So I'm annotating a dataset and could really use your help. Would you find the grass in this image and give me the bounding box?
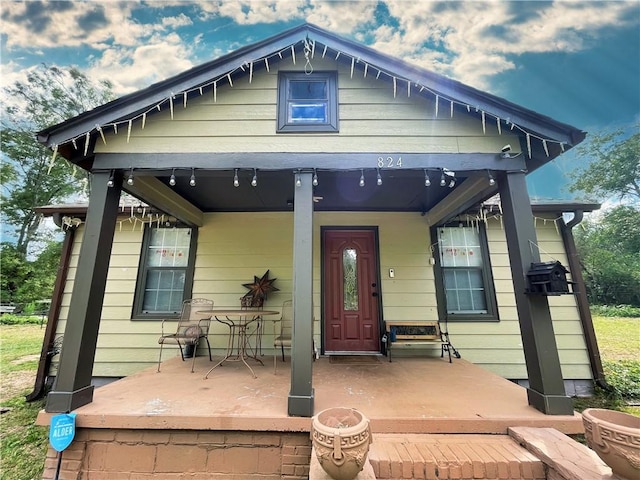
[0,314,637,478]
[0,325,48,480]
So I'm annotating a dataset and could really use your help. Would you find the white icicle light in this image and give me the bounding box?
[213,81,217,103]
[183,92,187,108]
[127,120,132,143]
[407,80,411,97]
[291,45,296,64]
[450,100,454,118]
[227,73,233,87]
[526,133,532,158]
[497,118,502,135]
[363,63,368,78]
[393,77,397,98]
[169,95,174,120]
[249,61,253,83]
[141,113,146,130]
[322,44,328,58]
[435,95,439,117]
[264,57,270,72]
[97,125,106,144]
[47,144,58,174]
[543,139,549,157]
[350,57,355,78]
[481,111,486,134]
[84,132,90,155]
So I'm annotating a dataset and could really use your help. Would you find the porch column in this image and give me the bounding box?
[497,171,573,415]
[288,171,314,417]
[46,171,122,412]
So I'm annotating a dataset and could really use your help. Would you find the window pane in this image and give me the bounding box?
[439,227,483,267]
[288,103,328,123]
[289,80,327,99]
[343,248,358,311]
[148,228,191,267]
[142,269,185,313]
[444,268,487,313]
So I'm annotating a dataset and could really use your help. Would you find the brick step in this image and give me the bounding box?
[367,434,546,479]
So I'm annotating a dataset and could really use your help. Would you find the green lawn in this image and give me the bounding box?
[0,315,638,479]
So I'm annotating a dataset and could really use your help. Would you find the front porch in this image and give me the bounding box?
[37,355,596,479]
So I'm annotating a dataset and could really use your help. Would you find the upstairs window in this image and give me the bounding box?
[277,71,338,132]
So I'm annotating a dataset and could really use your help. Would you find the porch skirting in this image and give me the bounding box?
[42,428,312,480]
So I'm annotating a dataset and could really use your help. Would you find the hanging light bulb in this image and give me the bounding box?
[189,168,196,187]
[295,169,302,188]
[424,169,431,187]
[233,169,239,187]
[251,168,257,187]
[169,168,176,186]
[488,171,496,186]
[107,170,115,188]
[127,167,134,186]
[440,170,446,187]
[376,169,382,186]
[312,169,318,186]
[359,169,365,187]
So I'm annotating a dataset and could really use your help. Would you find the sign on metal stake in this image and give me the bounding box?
[49,412,76,480]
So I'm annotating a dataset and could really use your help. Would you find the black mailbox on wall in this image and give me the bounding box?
[526,261,576,295]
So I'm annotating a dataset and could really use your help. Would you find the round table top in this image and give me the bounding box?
[196,309,280,316]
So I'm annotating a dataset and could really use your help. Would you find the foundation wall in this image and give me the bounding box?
[42,428,312,480]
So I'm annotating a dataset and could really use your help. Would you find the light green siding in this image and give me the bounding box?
[52,211,591,381]
[93,57,520,155]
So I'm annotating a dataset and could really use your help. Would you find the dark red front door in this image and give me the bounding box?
[323,229,380,353]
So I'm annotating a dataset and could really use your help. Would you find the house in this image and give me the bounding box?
[35,23,603,419]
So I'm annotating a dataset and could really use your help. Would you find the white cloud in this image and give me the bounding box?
[162,13,194,29]
[197,0,308,24]
[305,1,377,33]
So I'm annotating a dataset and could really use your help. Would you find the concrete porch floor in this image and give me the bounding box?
[39,354,583,435]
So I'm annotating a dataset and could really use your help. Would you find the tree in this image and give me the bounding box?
[569,125,640,204]
[568,125,640,306]
[1,64,114,257]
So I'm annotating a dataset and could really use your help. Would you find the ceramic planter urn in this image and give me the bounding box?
[582,408,640,480]
[311,407,372,480]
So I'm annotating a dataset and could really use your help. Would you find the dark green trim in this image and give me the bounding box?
[92,152,526,173]
[497,171,572,415]
[288,171,315,417]
[131,224,197,320]
[431,223,499,322]
[45,171,122,412]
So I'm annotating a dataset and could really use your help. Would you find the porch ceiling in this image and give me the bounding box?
[155,169,475,213]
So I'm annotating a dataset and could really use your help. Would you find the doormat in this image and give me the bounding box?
[330,355,381,365]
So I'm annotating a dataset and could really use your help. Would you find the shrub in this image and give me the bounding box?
[591,304,640,318]
[603,360,640,399]
[0,314,43,326]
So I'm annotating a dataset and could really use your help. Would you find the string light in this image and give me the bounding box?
[169,168,176,186]
[107,170,115,188]
[424,169,431,187]
[295,169,302,188]
[127,167,134,186]
[233,169,239,187]
[189,168,196,187]
[359,169,365,187]
[312,169,318,186]
[251,168,258,187]
[440,171,446,187]
[376,168,382,186]
[488,171,496,186]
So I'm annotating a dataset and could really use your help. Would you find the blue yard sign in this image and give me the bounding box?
[49,413,77,452]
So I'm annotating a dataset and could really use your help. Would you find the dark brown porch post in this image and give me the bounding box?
[288,170,314,417]
[45,171,122,412]
[498,171,573,415]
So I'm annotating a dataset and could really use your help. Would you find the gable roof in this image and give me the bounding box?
[38,23,585,163]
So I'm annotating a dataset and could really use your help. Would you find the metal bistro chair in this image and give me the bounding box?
[157,298,213,373]
[273,300,293,367]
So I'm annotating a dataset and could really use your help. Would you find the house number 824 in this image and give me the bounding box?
[378,156,403,168]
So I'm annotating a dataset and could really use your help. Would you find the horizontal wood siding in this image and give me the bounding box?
[94,59,518,156]
[52,212,590,381]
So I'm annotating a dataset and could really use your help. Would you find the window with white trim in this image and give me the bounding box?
[133,226,197,318]
[434,225,498,321]
[277,71,338,132]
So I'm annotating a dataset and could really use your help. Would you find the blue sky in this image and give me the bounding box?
[1,0,639,201]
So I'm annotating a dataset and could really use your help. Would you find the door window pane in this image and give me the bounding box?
[343,248,358,311]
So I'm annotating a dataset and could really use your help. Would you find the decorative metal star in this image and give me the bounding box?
[242,270,279,300]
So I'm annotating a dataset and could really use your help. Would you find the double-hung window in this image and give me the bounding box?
[433,225,498,321]
[132,226,197,319]
[277,71,338,132]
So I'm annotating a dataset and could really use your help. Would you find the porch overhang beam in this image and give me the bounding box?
[122,176,204,227]
[92,152,526,174]
[424,176,496,226]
